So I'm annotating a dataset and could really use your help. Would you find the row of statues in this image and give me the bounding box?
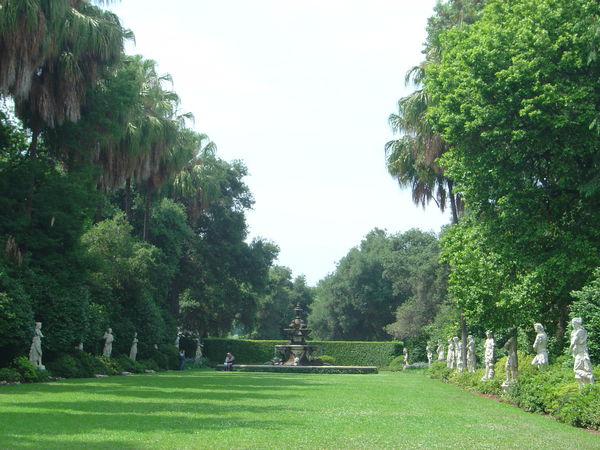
[421,318,594,389]
[28,324,204,369]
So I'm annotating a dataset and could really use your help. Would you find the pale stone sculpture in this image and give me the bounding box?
[531,323,548,369]
[437,340,445,361]
[455,337,464,373]
[175,328,182,349]
[502,328,518,389]
[77,341,84,351]
[466,335,476,372]
[426,344,433,366]
[403,347,409,369]
[570,317,594,388]
[28,322,45,370]
[103,328,114,358]
[129,332,138,361]
[446,338,455,368]
[194,339,203,362]
[481,330,495,381]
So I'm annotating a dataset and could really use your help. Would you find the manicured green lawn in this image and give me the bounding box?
[0,370,598,449]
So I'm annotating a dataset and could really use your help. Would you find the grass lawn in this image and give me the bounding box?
[0,370,598,449]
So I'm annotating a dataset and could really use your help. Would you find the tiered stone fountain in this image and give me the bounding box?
[275,304,319,365]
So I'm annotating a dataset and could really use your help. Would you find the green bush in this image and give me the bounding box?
[97,356,123,375]
[428,361,453,381]
[203,339,402,367]
[554,385,600,429]
[47,354,85,378]
[35,368,51,382]
[11,356,37,382]
[0,367,21,382]
[138,359,159,372]
[387,356,405,371]
[113,355,145,373]
[317,355,336,366]
[75,352,107,377]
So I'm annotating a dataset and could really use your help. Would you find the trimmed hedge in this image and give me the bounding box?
[203,339,403,367]
[231,365,378,374]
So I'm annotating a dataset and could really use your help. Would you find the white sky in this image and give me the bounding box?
[110,0,449,285]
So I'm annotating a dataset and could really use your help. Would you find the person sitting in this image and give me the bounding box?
[224,352,235,371]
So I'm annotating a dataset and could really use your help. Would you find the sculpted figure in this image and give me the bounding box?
[453,337,462,372]
[570,317,594,388]
[437,340,445,361]
[502,328,518,388]
[403,347,409,369]
[531,323,548,369]
[466,335,476,373]
[446,338,455,369]
[29,322,45,370]
[426,343,433,366]
[103,328,114,358]
[174,329,181,349]
[481,330,495,381]
[195,339,203,362]
[129,332,138,361]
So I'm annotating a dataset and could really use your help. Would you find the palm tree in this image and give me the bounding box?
[385,65,462,224]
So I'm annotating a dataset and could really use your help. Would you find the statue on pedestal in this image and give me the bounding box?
[29,322,45,370]
[195,338,203,362]
[454,337,463,372]
[502,328,518,389]
[481,330,495,381]
[174,328,181,350]
[129,332,138,361]
[466,335,476,372]
[426,343,433,366]
[437,340,445,361]
[446,338,455,369]
[531,323,548,369]
[103,328,114,358]
[403,347,409,369]
[570,317,594,388]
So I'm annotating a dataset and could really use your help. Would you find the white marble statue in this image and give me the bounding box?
[531,323,548,369]
[194,339,203,362]
[426,343,433,366]
[437,340,445,361]
[446,338,455,369]
[103,328,114,358]
[28,322,45,370]
[502,328,518,389]
[481,330,495,381]
[453,337,463,372]
[466,335,476,372]
[77,341,84,351]
[570,317,594,388]
[403,347,409,369]
[175,328,182,349]
[129,332,138,361]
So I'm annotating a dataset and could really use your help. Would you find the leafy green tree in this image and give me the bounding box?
[427,0,600,338]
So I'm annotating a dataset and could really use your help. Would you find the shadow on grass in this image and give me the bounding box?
[0,371,322,448]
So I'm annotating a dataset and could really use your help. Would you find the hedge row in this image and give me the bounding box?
[231,365,378,374]
[428,354,600,430]
[203,339,403,367]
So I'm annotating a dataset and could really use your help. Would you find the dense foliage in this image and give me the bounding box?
[308,229,448,346]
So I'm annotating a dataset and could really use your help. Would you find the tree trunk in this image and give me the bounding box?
[448,179,459,225]
[124,177,131,221]
[24,127,40,220]
[142,188,151,241]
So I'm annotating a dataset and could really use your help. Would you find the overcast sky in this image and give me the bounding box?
[110,0,449,285]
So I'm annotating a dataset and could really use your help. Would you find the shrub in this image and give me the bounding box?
[11,356,37,382]
[75,352,107,377]
[387,356,405,372]
[0,367,21,382]
[317,355,336,366]
[554,385,600,429]
[428,361,453,381]
[47,354,85,378]
[35,368,51,382]
[138,359,159,372]
[113,355,145,373]
[97,356,123,375]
